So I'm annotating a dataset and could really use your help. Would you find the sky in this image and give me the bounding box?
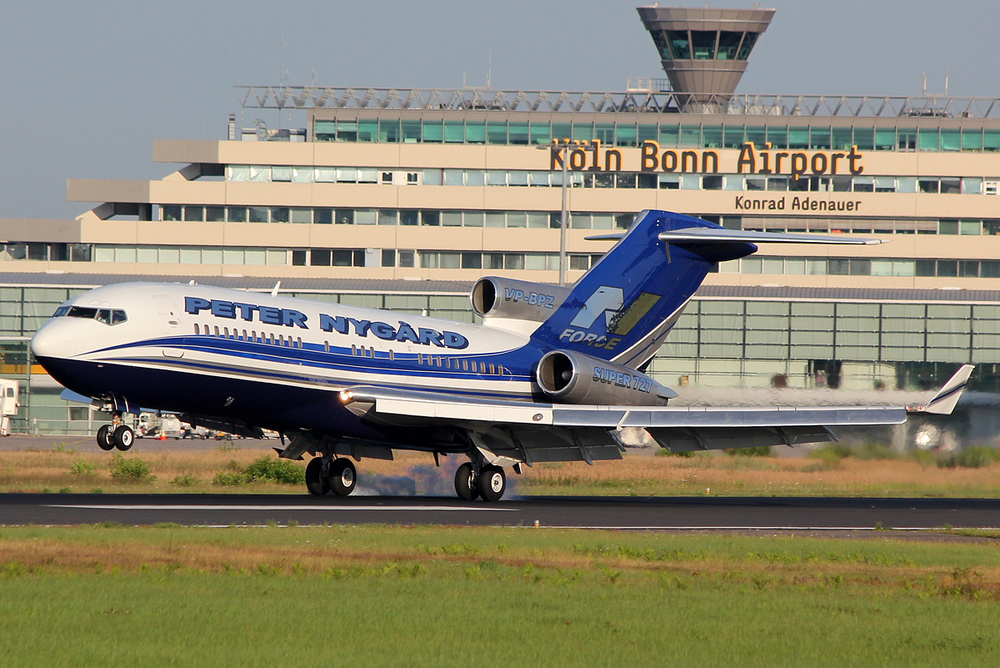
[1,0,997,220]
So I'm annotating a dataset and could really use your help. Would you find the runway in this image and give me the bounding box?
[1,493,998,530]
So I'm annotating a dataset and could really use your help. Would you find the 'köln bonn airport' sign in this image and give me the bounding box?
[550,140,868,213]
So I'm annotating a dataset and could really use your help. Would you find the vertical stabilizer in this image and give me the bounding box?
[530,210,756,369]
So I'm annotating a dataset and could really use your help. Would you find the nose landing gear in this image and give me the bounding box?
[95,414,134,451]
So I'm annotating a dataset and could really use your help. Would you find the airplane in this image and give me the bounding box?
[29,209,974,501]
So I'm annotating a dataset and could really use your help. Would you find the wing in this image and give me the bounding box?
[340,365,972,466]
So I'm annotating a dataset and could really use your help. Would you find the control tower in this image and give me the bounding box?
[636,6,774,111]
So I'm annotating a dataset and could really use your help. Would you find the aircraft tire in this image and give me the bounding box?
[329,459,357,496]
[454,462,480,501]
[113,425,134,451]
[305,457,329,496]
[478,465,506,502]
[96,425,115,451]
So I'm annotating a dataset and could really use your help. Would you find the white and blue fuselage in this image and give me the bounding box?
[31,282,538,444]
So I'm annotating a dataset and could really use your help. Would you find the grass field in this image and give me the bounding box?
[1,525,999,666]
[2,439,1000,498]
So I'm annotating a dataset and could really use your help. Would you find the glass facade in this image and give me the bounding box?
[314,118,1000,153]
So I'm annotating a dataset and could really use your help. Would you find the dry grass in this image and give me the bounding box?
[2,442,1000,497]
[519,452,1000,497]
[0,445,298,493]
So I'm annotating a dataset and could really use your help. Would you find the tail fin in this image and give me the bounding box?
[529,210,756,369]
[530,209,881,369]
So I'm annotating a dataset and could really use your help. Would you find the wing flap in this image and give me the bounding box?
[648,425,836,453]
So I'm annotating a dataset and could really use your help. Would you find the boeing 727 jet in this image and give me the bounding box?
[30,210,973,501]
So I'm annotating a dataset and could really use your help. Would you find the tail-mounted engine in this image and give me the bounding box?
[471,277,571,323]
[536,350,674,406]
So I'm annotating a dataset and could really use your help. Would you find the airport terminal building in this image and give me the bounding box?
[3,5,1000,436]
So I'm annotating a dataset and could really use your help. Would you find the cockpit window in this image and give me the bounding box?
[63,306,128,326]
[67,306,99,319]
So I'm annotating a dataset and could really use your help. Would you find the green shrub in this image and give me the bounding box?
[171,473,198,487]
[212,471,247,486]
[937,446,1000,469]
[726,446,773,457]
[109,454,154,483]
[853,443,898,460]
[655,449,693,458]
[810,443,853,466]
[69,460,96,476]
[242,457,305,485]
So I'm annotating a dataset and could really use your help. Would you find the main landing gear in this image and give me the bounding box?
[305,456,357,497]
[454,462,507,502]
[96,414,134,451]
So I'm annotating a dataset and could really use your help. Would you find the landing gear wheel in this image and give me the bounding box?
[478,465,506,502]
[305,457,329,496]
[329,459,357,497]
[112,425,134,451]
[96,425,114,451]
[454,462,480,501]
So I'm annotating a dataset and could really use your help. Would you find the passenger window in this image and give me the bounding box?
[324,341,330,353]
[194,324,200,335]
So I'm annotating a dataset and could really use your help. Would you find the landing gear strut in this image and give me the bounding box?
[305,455,357,497]
[96,414,133,451]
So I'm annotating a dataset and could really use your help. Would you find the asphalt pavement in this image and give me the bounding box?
[1,493,997,530]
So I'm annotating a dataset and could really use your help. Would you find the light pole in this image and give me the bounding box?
[539,138,579,287]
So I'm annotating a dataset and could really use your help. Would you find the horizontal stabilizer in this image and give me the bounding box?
[585,228,883,245]
[908,364,974,415]
[658,227,884,246]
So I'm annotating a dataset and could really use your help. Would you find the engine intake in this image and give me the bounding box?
[536,350,673,406]
[471,277,571,322]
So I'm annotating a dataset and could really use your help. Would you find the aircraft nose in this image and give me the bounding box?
[30,320,75,360]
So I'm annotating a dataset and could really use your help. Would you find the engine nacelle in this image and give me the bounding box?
[471,277,571,323]
[535,350,674,406]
